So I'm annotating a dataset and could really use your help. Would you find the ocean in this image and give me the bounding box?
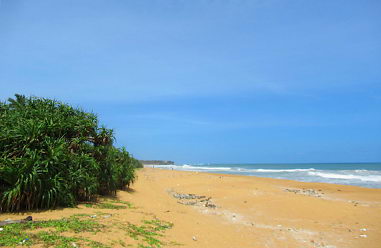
[150,163,381,188]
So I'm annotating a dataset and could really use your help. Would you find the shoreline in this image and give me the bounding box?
[1,168,381,247]
[145,164,381,190]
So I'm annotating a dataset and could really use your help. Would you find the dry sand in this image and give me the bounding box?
[1,168,381,248]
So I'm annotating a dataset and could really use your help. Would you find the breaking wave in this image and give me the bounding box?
[308,171,381,182]
[149,163,381,188]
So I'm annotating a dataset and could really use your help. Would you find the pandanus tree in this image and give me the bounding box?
[0,95,142,212]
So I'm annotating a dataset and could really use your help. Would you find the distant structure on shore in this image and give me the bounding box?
[139,160,175,165]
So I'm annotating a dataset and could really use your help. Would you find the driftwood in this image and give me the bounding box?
[0,216,33,226]
[169,191,217,209]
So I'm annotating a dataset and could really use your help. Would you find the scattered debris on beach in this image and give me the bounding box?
[0,216,33,226]
[168,190,217,208]
[284,188,324,198]
[350,200,359,207]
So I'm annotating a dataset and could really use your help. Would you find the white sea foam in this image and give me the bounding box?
[151,163,381,188]
[159,165,315,173]
[182,165,232,170]
[308,172,381,182]
[252,168,316,173]
[180,166,316,173]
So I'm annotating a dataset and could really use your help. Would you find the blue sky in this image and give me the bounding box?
[0,0,380,163]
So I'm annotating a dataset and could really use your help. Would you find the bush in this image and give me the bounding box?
[0,94,142,212]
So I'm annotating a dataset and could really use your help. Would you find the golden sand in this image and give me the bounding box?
[1,168,381,248]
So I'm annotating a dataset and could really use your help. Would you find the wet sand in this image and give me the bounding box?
[1,168,381,248]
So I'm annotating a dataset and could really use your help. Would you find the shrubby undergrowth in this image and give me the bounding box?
[0,94,142,212]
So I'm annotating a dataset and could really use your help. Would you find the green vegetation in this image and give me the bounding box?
[0,215,176,248]
[0,94,142,212]
[84,199,134,209]
[0,215,107,247]
[123,219,174,248]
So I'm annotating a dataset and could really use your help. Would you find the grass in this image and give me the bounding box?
[122,219,174,248]
[0,215,107,247]
[111,200,135,208]
[0,214,177,248]
[84,199,134,210]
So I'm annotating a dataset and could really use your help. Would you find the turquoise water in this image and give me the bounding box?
[152,163,381,188]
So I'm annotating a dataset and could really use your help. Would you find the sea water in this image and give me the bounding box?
[151,163,381,188]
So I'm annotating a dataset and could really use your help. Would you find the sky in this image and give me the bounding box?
[0,0,380,164]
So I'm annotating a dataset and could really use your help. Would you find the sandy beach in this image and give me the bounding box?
[1,168,381,248]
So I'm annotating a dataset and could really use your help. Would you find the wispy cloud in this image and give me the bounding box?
[123,112,354,130]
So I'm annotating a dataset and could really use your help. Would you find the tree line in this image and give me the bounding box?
[0,95,142,212]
